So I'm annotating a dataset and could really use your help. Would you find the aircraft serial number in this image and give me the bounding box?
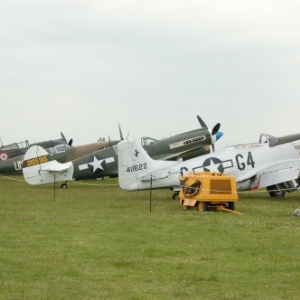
[25,156,48,167]
[126,163,147,173]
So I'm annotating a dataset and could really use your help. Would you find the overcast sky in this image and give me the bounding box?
[1,0,300,149]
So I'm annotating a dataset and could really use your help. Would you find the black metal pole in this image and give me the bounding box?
[53,174,56,201]
[150,175,152,212]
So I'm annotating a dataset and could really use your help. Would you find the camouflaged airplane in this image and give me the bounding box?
[0,132,70,162]
[21,116,223,189]
[0,138,119,177]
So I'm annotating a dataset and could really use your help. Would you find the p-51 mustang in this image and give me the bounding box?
[21,116,223,187]
[117,132,300,198]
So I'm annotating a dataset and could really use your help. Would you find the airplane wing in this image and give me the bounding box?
[258,167,300,189]
[237,157,300,190]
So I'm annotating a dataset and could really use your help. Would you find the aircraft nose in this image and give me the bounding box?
[215,131,223,141]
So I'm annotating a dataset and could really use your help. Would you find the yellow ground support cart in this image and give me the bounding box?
[179,172,239,213]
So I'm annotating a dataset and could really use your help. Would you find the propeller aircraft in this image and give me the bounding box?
[117,132,300,198]
[21,116,223,188]
[0,133,71,162]
[0,139,119,177]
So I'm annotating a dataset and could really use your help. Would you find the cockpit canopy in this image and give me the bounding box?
[0,140,29,151]
[141,137,158,148]
[225,133,278,148]
[46,144,72,155]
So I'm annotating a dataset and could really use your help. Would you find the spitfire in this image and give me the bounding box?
[117,132,300,198]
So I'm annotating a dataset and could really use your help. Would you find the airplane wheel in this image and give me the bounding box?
[198,202,209,212]
[172,192,179,200]
[267,185,285,198]
[61,183,67,189]
[269,190,285,198]
[227,202,235,210]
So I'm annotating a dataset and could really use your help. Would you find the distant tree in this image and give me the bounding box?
[98,137,105,142]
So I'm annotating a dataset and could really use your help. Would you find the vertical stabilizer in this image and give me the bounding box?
[118,140,175,190]
[22,145,73,185]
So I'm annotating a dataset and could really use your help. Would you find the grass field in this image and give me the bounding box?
[1,175,300,300]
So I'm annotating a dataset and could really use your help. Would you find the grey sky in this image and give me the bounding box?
[1,1,300,149]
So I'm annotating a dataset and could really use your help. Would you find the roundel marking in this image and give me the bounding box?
[0,152,9,161]
[87,154,107,174]
[202,157,224,173]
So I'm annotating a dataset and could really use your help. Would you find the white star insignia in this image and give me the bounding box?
[88,156,105,173]
[206,159,222,172]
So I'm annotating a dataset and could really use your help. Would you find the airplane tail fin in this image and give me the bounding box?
[118,140,175,190]
[22,145,74,185]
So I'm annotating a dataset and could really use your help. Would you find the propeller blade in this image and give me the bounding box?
[212,144,215,152]
[212,123,221,136]
[118,123,124,140]
[108,135,112,147]
[60,132,67,144]
[68,139,73,146]
[197,115,208,129]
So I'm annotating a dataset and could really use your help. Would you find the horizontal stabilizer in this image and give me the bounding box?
[42,161,72,172]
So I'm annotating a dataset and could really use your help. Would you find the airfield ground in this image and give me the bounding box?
[0,175,300,299]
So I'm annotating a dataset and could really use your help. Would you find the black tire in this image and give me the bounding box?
[269,190,286,198]
[227,202,235,210]
[61,183,67,189]
[172,192,179,200]
[267,185,285,198]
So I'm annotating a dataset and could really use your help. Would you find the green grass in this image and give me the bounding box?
[1,175,300,300]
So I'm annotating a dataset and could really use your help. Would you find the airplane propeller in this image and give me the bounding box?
[212,123,221,136]
[118,123,130,140]
[197,115,208,129]
[118,123,124,140]
[60,132,73,146]
[197,115,221,152]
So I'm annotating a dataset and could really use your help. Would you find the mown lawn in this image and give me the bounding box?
[0,176,300,299]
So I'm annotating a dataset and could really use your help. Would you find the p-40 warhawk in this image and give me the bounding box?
[117,132,300,198]
[21,116,223,187]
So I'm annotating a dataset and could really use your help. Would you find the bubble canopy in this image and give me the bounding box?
[224,133,278,148]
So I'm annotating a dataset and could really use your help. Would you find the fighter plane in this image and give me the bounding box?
[0,139,119,177]
[21,116,223,188]
[0,133,71,161]
[117,132,300,198]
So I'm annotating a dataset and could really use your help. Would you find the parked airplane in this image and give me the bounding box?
[21,116,223,188]
[0,133,71,161]
[0,139,119,177]
[117,132,300,198]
